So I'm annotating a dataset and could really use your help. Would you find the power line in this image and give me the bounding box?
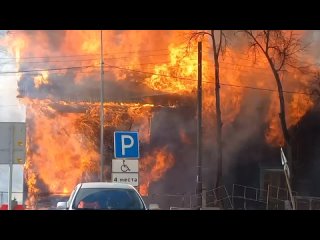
[0,105,24,107]
[0,53,179,69]
[0,48,183,60]
[0,58,100,65]
[0,65,97,74]
[219,83,312,96]
[104,64,313,96]
[0,58,272,76]
[0,61,313,96]
[0,52,172,64]
[104,64,213,83]
[0,50,279,73]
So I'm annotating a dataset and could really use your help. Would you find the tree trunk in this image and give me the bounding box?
[267,57,291,145]
[266,56,294,184]
[211,31,223,189]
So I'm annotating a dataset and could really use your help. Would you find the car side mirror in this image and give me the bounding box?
[148,203,160,210]
[57,201,68,209]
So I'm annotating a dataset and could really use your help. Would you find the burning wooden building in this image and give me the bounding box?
[4,30,320,209]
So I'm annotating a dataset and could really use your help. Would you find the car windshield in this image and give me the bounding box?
[73,188,145,210]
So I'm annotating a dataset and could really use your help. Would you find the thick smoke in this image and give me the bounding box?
[147,105,198,201]
[18,70,162,102]
[290,104,320,196]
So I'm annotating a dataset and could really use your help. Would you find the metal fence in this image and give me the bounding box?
[6,183,319,210]
[294,196,320,210]
[231,184,301,210]
[231,184,268,210]
[204,186,233,209]
[266,185,298,210]
[144,186,233,210]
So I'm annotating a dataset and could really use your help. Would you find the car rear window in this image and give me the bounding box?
[73,188,145,210]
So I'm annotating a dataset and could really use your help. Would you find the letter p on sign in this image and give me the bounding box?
[114,131,139,158]
[121,135,134,155]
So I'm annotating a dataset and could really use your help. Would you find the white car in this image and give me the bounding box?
[56,182,147,210]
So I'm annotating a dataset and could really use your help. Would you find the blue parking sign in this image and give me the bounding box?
[114,131,139,158]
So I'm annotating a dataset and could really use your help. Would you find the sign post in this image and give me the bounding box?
[113,131,139,187]
[281,147,295,210]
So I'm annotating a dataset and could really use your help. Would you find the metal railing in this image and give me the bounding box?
[205,186,233,209]
[13,183,320,210]
[266,185,298,210]
[231,184,268,210]
[0,191,24,206]
[231,184,300,210]
[146,184,320,210]
[294,196,320,210]
[145,186,233,210]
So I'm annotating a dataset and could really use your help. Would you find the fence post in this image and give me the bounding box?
[266,185,270,210]
[232,185,235,209]
[244,186,247,210]
[225,186,233,209]
[182,194,185,208]
[309,199,312,210]
[276,186,280,210]
[202,187,206,208]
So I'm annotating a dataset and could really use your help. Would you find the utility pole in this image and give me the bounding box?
[100,30,104,182]
[212,30,223,189]
[196,41,203,208]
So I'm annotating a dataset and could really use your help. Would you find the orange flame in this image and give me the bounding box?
[34,71,49,88]
[11,38,25,63]
[288,93,313,127]
[139,147,175,196]
[21,97,155,200]
[23,98,100,195]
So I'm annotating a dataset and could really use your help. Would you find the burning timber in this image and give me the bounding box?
[19,84,196,208]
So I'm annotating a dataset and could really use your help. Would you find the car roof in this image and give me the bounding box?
[79,182,137,190]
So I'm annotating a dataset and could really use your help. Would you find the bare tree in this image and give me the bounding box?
[243,30,308,181]
[189,30,227,190]
[310,71,320,103]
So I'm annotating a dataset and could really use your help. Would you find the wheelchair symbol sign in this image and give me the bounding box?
[112,159,138,173]
[121,160,131,172]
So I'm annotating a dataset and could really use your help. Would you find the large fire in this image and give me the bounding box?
[139,147,175,196]
[21,97,154,202]
[2,30,317,207]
